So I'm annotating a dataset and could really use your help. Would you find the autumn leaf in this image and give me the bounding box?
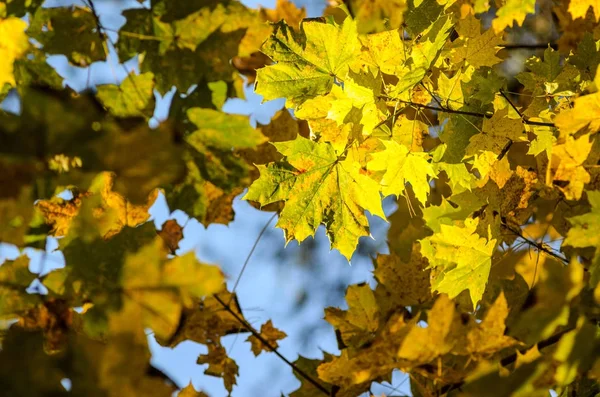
[325,283,380,348]
[555,66,600,135]
[451,25,504,68]
[256,18,360,106]
[157,219,184,254]
[0,256,37,318]
[246,320,287,356]
[198,344,239,393]
[564,191,600,285]
[96,72,156,118]
[244,136,385,260]
[491,0,536,33]
[465,109,526,156]
[0,17,29,89]
[420,218,497,307]
[367,140,436,206]
[568,0,600,21]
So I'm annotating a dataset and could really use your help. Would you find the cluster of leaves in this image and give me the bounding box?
[1,0,600,396]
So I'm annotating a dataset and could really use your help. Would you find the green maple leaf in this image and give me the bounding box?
[28,6,107,67]
[96,73,156,119]
[0,256,37,318]
[256,18,360,106]
[186,108,267,150]
[528,127,556,159]
[420,218,496,307]
[564,190,600,286]
[389,15,454,97]
[569,34,600,79]
[117,2,266,94]
[367,140,436,206]
[244,136,385,260]
[3,0,44,17]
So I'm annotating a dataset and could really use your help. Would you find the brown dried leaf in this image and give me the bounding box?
[158,219,184,254]
[246,319,287,356]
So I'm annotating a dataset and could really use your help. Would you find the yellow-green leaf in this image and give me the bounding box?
[244,136,385,260]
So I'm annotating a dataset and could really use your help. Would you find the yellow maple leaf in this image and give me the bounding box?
[491,0,536,33]
[568,0,600,21]
[555,66,600,136]
[35,172,157,239]
[0,17,29,88]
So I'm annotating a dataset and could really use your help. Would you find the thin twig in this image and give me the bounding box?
[499,89,524,118]
[500,222,568,265]
[378,96,556,127]
[213,295,331,396]
[227,213,277,306]
[502,43,558,50]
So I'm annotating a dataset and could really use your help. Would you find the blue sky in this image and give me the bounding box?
[0,1,412,395]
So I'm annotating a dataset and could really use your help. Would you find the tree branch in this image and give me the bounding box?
[500,222,569,265]
[502,43,558,50]
[377,96,556,128]
[213,295,332,396]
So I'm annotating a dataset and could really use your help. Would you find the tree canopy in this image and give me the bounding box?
[1,0,600,395]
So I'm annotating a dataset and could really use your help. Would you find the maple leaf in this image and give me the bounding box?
[568,0,600,21]
[509,259,584,344]
[27,6,106,66]
[244,136,385,260]
[555,68,600,135]
[121,238,224,340]
[338,0,407,33]
[552,134,593,200]
[166,290,246,348]
[246,320,287,356]
[465,109,526,156]
[374,249,432,314]
[389,16,454,96]
[289,354,334,397]
[491,0,536,33]
[0,256,37,318]
[367,140,436,206]
[35,172,157,240]
[325,283,380,348]
[0,17,29,90]
[256,18,360,106]
[186,108,267,151]
[157,219,184,254]
[564,191,600,285]
[451,25,504,69]
[259,0,306,30]
[178,383,209,397]
[420,218,497,307]
[165,151,244,227]
[198,344,239,393]
[96,72,156,119]
[527,127,556,159]
[117,2,268,94]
